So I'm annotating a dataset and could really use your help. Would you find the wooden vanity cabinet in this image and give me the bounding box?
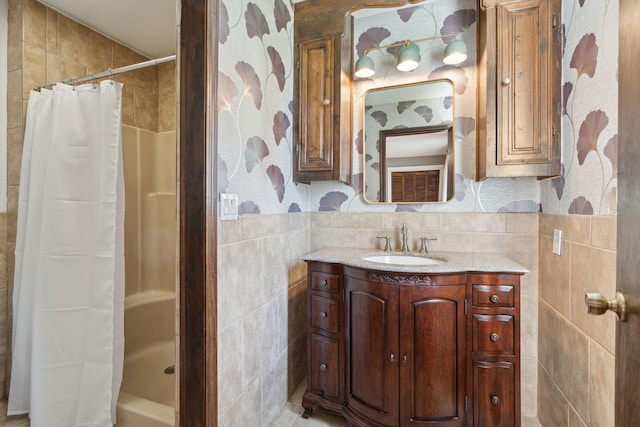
[477,0,562,179]
[302,262,522,426]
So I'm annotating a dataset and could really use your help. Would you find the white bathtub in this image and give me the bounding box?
[116,291,176,427]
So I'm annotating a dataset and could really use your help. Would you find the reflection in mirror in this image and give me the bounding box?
[363,79,455,204]
[380,125,453,203]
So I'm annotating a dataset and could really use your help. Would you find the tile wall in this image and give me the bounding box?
[4,0,176,399]
[538,214,616,426]
[215,210,543,425]
[217,213,310,426]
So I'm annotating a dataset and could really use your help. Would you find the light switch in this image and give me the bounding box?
[553,229,562,255]
[220,193,239,221]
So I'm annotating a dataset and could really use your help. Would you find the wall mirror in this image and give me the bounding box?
[363,79,455,204]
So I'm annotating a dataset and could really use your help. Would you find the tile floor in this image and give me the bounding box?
[270,379,542,427]
[0,400,29,427]
[1,384,543,427]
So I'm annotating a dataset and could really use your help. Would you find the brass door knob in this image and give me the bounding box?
[585,292,627,322]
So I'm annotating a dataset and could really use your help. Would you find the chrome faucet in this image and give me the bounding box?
[400,223,409,253]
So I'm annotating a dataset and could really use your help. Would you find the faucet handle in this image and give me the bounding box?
[418,236,438,253]
[377,236,392,252]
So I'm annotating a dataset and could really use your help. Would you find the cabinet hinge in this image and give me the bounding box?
[297,61,300,71]
[465,395,468,413]
[296,139,301,153]
[552,14,561,40]
[464,299,468,316]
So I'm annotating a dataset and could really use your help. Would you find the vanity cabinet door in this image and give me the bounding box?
[345,274,399,426]
[399,284,467,427]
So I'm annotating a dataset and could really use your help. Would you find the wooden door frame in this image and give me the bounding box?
[179,0,218,426]
[617,0,640,425]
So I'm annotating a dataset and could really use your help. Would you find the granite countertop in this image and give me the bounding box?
[303,247,528,274]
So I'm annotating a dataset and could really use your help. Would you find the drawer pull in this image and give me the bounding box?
[490,295,499,303]
[320,364,327,372]
[491,396,500,405]
[490,333,500,342]
[319,311,327,318]
[320,279,328,287]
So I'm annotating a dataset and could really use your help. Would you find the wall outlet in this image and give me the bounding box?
[220,193,239,221]
[553,229,562,255]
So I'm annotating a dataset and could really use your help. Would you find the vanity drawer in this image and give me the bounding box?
[473,314,515,355]
[310,295,339,333]
[310,271,341,293]
[472,284,515,308]
[473,360,515,427]
[309,333,341,400]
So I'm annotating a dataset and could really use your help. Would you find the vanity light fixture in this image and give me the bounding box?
[354,33,467,78]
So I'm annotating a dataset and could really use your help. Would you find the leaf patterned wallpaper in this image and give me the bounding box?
[218,0,309,215]
[217,0,618,216]
[540,0,618,215]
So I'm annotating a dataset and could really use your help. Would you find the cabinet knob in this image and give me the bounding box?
[320,364,327,371]
[320,279,328,287]
[490,333,500,342]
[502,77,511,85]
[319,311,327,318]
[491,396,500,405]
[490,295,499,303]
[323,99,331,106]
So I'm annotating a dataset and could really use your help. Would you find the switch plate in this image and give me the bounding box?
[220,193,239,221]
[553,229,562,255]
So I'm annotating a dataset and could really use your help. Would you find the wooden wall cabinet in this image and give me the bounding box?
[293,3,353,184]
[477,0,562,179]
[292,0,428,184]
[302,261,522,427]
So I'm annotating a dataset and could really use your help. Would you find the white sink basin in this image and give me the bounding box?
[362,254,445,266]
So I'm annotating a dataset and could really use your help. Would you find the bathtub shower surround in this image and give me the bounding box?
[9,82,125,427]
[118,125,177,427]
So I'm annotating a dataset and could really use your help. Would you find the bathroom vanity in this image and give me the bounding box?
[301,248,526,427]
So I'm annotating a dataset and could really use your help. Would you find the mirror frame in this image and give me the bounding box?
[362,79,456,205]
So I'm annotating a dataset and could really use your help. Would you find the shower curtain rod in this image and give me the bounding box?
[36,54,177,90]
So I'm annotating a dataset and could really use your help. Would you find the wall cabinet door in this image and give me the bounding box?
[399,285,467,427]
[296,38,335,179]
[477,0,562,179]
[345,275,399,426]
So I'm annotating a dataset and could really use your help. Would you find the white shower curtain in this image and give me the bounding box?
[8,81,125,427]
